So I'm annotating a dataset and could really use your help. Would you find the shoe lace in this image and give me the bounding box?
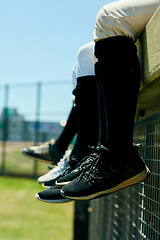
[56,158,69,172]
[49,150,71,175]
[69,146,99,173]
[77,146,115,184]
[75,154,97,172]
[78,154,103,183]
[61,150,93,177]
[76,146,105,183]
[77,144,142,184]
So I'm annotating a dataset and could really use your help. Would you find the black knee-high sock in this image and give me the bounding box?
[95,37,141,152]
[71,76,99,161]
[95,62,107,146]
[54,105,77,153]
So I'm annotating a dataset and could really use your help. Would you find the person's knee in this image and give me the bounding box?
[72,76,97,97]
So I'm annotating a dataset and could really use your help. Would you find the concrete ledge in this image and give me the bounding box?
[136,6,160,120]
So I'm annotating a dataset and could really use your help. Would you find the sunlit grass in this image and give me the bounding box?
[0,141,50,176]
[0,176,74,240]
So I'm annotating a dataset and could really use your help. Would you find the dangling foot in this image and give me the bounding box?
[22,139,63,164]
[61,145,150,200]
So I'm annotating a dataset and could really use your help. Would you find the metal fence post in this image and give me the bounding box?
[74,200,90,240]
[1,85,9,173]
[33,82,41,176]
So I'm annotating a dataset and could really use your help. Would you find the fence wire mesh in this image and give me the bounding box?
[89,113,160,240]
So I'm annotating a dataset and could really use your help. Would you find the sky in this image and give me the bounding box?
[0,0,113,122]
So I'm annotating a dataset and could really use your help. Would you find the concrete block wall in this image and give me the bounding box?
[136,6,160,119]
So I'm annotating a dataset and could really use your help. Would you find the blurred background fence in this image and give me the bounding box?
[0,80,73,178]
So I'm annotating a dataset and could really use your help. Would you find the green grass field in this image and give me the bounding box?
[0,141,51,176]
[0,176,74,240]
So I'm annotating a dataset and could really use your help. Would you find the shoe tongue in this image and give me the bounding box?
[68,157,79,169]
[89,145,110,165]
[98,145,110,156]
[88,146,97,154]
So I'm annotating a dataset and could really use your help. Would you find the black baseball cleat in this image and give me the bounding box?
[41,155,79,188]
[61,145,150,201]
[36,185,72,204]
[56,146,98,187]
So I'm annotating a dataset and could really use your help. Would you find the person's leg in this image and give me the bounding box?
[53,104,77,153]
[22,105,77,164]
[61,37,150,200]
[40,76,100,188]
[95,62,107,146]
[70,76,99,163]
[95,37,141,152]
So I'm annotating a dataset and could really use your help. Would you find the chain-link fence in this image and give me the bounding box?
[0,80,73,177]
[88,113,160,240]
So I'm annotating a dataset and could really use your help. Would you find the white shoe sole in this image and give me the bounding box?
[41,183,50,189]
[56,181,71,187]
